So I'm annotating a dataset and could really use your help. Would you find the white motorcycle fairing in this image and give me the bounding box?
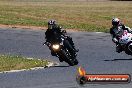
[118,30,132,54]
[119,30,132,45]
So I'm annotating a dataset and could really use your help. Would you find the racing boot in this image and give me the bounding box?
[116,44,122,53]
[73,47,79,52]
[72,45,79,52]
[67,36,79,52]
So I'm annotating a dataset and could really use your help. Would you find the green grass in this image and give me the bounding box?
[0,0,132,32]
[0,55,49,72]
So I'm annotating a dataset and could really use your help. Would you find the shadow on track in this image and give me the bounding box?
[51,65,70,68]
[103,58,132,61]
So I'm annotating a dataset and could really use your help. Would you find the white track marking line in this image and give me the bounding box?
[0,62,59,74]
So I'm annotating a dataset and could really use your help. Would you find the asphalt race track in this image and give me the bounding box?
[0,28,132,88]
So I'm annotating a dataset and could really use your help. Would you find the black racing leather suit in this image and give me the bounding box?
[45,25,62,43]
[45,25,76,55]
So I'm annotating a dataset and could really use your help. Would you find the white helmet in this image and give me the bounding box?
[112,18,120,26]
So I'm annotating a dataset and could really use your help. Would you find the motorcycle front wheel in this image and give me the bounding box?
[58,50,76,66]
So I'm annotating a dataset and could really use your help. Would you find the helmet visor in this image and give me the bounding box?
[112,22,119,26]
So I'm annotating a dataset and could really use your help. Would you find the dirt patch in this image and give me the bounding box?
[0,24,47,30]
[0,24,79,32]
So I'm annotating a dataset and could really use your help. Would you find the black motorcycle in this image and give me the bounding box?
[44,35,78,66]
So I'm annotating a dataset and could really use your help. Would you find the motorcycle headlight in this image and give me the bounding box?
[52,44,60,50]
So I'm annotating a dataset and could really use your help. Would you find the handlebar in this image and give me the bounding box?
[43,42,51,46]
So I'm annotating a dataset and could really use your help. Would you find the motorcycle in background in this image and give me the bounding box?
[118,30,132,55]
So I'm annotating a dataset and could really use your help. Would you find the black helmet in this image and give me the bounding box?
[112,18,120,26]
[48,20,56,29]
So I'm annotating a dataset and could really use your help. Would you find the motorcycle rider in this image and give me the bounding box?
[45,20,78,56]
[110,18,132,53]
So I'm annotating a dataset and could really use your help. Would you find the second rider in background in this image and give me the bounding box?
[110,18,132,53]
